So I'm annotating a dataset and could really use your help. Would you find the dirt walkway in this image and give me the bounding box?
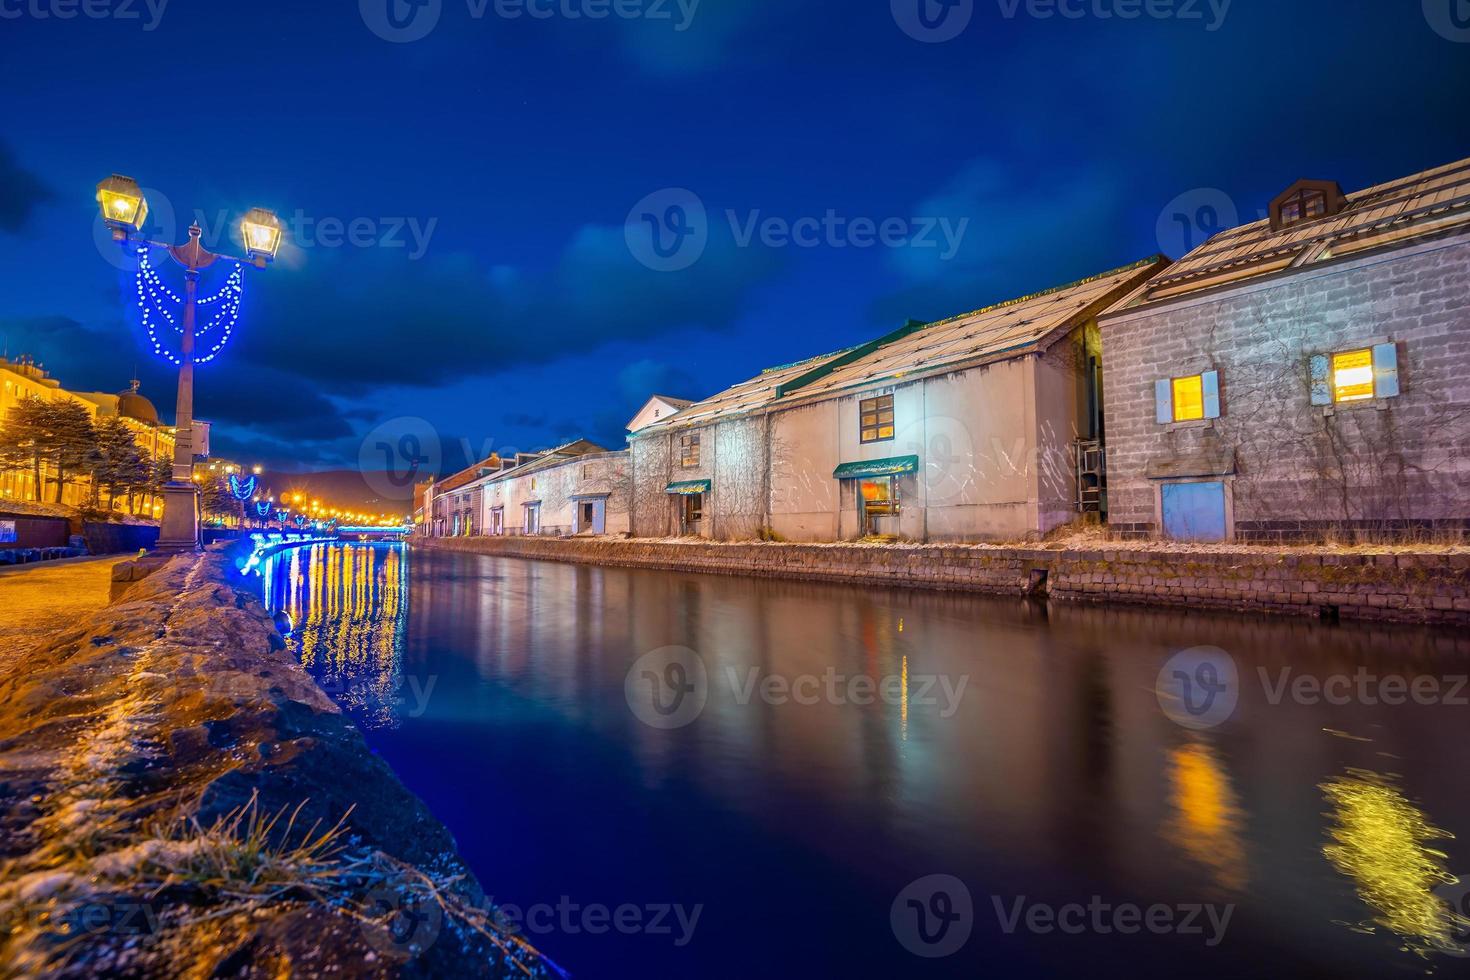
[0,556,128,671]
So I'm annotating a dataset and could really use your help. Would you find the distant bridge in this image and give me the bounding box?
[337,526,413,539]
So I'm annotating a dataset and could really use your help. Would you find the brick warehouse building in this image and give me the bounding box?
[630,258,1167,542]
[1100,157,1470,542]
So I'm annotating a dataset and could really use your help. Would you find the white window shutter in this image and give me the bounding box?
[1155,380,1173,424]
[1373,343,1400,398]
[1201,370,1221,419]
[1309,355,1332,406]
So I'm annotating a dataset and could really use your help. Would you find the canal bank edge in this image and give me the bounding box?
[0,550,556,978]
[417,536,1470,627]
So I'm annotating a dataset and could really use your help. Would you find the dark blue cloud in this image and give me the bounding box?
[0,142,54,234]
[1,0,1466,473]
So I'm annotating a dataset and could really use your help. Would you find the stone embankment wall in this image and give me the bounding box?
[419,536,1470,627]
[0,549,553,978]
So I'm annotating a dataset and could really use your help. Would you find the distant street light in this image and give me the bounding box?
[98,174,284,552]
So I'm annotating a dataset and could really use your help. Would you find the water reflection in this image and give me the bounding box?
[1321,768,1460,955]
[262,542,411,729]
[1164,740,1248,896]
[263,545,1470,978]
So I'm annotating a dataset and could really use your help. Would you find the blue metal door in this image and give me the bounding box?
[1161,481,1227,542]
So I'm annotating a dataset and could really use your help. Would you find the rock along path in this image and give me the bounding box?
[0,556,128,671]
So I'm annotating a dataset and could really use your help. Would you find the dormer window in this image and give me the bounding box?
[1269,178,1346,231]
[1278,188,1327,225]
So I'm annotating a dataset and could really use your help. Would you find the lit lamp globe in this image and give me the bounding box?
[96,174,148,238]
[240,208,283,267]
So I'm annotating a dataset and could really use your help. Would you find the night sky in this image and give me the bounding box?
[1,0,1467,477]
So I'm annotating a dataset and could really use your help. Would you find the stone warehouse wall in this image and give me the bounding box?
[1100,231,1470,540]
[419,536,1470,627]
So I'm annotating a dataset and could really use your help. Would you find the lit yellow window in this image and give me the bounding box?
[1172,375,1205,422]
[1332,348,1374,402]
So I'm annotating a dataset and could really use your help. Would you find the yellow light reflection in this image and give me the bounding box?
[1321,769,1460,954]
[1163,741,1248,895]
[263,543,412,729]
[900,654,909,741]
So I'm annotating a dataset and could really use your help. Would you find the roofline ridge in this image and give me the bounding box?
[1162,154,1470,269]
[919,255,1168,331]
[760,345,861,376]
[1154,193,1470,287]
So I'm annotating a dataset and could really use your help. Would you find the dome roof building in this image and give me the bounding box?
[116,379,160,426]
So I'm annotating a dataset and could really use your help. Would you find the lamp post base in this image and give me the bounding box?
[156,481,202,553]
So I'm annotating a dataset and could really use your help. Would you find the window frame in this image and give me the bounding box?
[1277,188,1328,227]
[1330,347,1376,403]
[859,393,896,444]
[679,432,701,468]
[1171,374,1206,422]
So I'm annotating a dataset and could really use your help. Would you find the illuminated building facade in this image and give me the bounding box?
[1,357,219,516]
[477,441,629,537]
[76,380,178,461]
[1101,157,1470,542]
[628,259,1167,542]
[0,355,100,506]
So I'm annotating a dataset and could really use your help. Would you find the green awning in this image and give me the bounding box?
[832,455,920,480]
[666,479,711,495]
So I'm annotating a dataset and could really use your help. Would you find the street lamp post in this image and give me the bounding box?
[97,175,282,552]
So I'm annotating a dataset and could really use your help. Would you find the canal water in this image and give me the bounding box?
[260,542,1470,979]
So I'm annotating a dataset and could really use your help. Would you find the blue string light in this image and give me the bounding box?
[136,247,246,365]
[228,473,257,501]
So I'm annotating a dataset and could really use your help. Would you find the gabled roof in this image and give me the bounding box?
[1134,156,1470,305]
[627,394,695,432]
[635,256,1167,435]
[470,439,616,489]
[635,348,857,433]
[779,257,1166,402]
[433,456,506,495]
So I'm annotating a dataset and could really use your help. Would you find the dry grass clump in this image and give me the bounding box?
[0,792,558,978]
[125,792,358,905]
